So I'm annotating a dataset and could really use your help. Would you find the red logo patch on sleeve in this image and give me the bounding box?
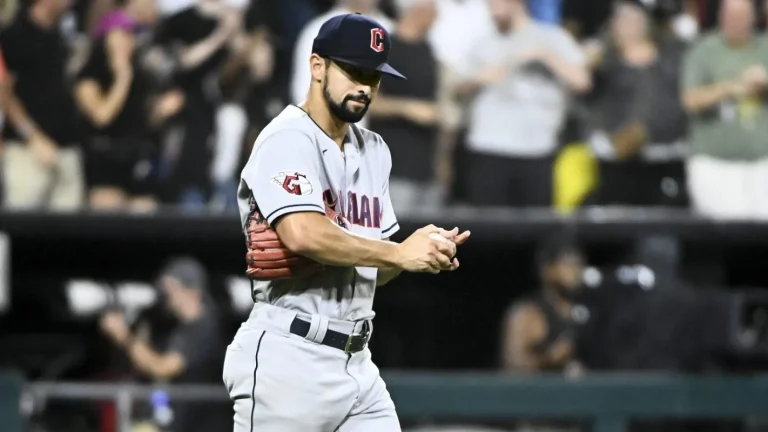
[271,172,314,196]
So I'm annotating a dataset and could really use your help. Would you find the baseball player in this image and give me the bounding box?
[223,13,470,432]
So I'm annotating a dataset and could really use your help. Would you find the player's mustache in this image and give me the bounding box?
[344,94,371,104]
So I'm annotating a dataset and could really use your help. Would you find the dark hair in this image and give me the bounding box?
[535,229,582,269]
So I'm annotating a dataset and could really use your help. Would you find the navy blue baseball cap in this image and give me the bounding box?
[312,13,406,80]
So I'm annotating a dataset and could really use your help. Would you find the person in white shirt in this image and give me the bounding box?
[454,0,591,207]
[290,0,393,109]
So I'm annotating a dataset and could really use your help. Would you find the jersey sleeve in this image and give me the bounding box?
[241,130,326,225]
[379,143,399,239]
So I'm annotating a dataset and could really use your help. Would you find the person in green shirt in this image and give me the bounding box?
[682,0,768,219]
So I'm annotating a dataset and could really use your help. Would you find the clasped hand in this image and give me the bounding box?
[398,225,471,274]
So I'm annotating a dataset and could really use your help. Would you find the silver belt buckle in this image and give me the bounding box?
[343,320,371,353]
[344,332,365,354]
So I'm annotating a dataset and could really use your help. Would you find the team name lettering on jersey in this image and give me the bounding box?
[324,189,382,229]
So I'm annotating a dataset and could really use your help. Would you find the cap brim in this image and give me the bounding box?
[376,63,407,80]
[328,56,407,80]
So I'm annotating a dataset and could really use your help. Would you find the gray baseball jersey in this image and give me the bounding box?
[237,105,399,322]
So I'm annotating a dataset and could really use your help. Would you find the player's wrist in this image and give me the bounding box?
[377,240,404,269]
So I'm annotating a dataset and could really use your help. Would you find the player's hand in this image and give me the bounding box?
[432,226,471,270]
[437,226,471,246]
[396,225,459,274]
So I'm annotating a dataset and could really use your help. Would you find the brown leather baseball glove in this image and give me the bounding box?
[245,202,348,280]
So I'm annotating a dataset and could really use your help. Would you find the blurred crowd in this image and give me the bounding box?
[1,0,768,219]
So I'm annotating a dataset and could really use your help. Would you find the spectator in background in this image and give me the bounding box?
[584,0,689,207]
[211,0,277,213]
[153,0,240,209]
[290,0,393,129]
[100,256,223,432]
[367,0,448,212]
[85,0,116,35]
[0,0,85,211]
[455,0,591,208]
[501,232,586,375]
[0,47,8,204]
[426,0,493,204]
[74,0,183,211]
[0,49,7,150]
[682,0,768,219]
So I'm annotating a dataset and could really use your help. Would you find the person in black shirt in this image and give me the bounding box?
[100,256,224,432]
[211,0,280,213]
[75,0,185,211]
[501,232,586,375]
[584,0,689,207]
[0,0,85,210]
[368,0,448,212]
[153,1,239,209]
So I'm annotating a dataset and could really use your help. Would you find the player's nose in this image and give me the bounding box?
[355,83,373,95]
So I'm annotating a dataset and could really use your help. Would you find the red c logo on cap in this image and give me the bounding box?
[370,28,385,52]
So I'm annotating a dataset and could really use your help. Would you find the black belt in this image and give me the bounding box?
[289,318,370,354]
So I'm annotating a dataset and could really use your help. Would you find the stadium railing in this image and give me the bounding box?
[3,372,768,432]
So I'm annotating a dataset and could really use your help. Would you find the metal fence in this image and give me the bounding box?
[7,373,768,432]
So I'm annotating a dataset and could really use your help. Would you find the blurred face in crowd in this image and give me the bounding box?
[129,0,159,25]
[406,0,438,32]
[610,2,650,45]
[720,0,755,44]
[38,0,73,18]
[487,0,525,32]
[160,275,199,319]
[341,0,379,13]
[543,250,584,297]
[318,57,381,123]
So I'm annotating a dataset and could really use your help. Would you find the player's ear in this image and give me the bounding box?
[309,54,326,83]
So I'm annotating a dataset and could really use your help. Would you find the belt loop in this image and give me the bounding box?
[304,314,321,343]
[366,319,373,338]
[314,315,329,344]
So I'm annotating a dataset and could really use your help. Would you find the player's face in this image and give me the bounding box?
[323,60,381,123]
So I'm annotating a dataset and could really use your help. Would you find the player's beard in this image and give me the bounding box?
[323,80,370,123]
